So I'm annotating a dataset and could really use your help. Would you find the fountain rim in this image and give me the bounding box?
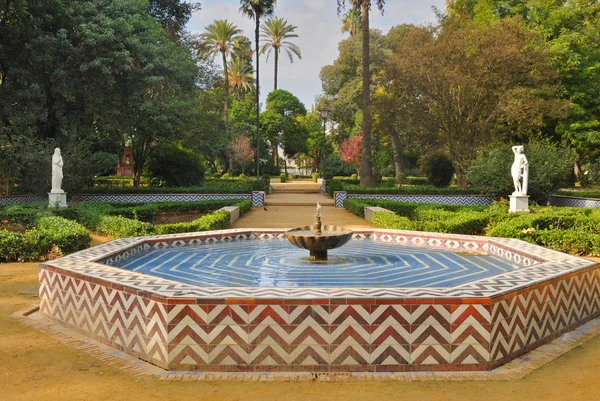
[40,228,595,300]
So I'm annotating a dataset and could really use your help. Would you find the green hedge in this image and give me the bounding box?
[347,198,600,256]
[84,179,268,194]
[0,216,89,262]
[371,212,416,230]
[96,216,154,238]
[555,190,600,199]
[154,211,230,235]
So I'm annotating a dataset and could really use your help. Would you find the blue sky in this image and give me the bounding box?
[187,0,445,109]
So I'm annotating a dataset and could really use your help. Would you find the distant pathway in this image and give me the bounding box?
[232,180,372,229]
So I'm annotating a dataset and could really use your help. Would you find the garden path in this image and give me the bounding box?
[233,180,372,229]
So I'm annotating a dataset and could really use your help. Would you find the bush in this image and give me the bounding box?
[327,179,344,197]
[0,230,27,262]
[351,173,358,179]
[371,212,416,230]
[261,174,271,183]
[418,152,455,188]
[154,211,230,234]
[0,216,89,262]
[312,172,319,183]
[36,216,90,254]
[96,216,154,238]
[468,140,576,202]
[404,176,428,186]
[222,173,231,179]
[0,204,51,227]
[341,185,481,195]
[238,173,246,180]
[146,144,205,187]
[279,173,287,183]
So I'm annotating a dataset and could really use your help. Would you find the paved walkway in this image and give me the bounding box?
[233,183,372,229]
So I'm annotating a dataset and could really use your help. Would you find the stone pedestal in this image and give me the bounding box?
[509,195,529,213]
[48,192,67,208]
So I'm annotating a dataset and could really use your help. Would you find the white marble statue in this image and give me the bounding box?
[51,148,64,193]
[511,145,528,196]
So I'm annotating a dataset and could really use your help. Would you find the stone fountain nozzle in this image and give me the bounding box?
[314,203,322,235]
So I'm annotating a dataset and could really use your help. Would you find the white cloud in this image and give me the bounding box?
[188,0,445,109]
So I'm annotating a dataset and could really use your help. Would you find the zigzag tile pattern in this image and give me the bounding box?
[0,195,45,205]
[38,228,600,371]
[548,195,600,208]
[71,194,252,204]
[490,268,600,366]
[39,268,169,368]
[333,192,495,207]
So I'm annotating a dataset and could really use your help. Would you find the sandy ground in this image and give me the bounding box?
[2,207,600,400]
[2,262,600,401]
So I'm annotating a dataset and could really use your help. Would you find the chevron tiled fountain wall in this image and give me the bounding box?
[38,229,600,372]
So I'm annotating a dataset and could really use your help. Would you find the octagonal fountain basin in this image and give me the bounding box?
[39,229,600,373]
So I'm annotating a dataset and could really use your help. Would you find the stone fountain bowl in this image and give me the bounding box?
[285,225,353,260]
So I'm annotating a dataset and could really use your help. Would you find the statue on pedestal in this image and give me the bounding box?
[51,148,64,193]
[511,145,528,196]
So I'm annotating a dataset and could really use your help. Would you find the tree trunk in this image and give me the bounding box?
[272,142,278,169]
[222,50,229,131]
[274,46,278,91]
[574,161,581,181]
[360,1,375,186]
[388,127,403,179]
[255,18,261,178]
[456,168,467,189]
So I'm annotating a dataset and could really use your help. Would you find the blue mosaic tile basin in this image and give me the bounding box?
[113,240,519,288]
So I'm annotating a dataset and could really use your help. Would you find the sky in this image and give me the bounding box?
[187,0,446,110]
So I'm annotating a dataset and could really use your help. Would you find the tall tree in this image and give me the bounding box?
[200,20,244,131]
[261,89,306,169]
[337,0,385,186]
[148,0,201,42]
[447,0,600,177]
[227,58,255,100]
[386,18,562,188]
[260,17,302,91]
[341,7,362,38]
[239,0,276,177]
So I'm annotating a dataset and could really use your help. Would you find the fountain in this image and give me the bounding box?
[284,203,353,260]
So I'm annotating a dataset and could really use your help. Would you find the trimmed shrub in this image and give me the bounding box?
[312,172,319,183]
[222,173,231,179]
[36,216,90,254]
[341,185,481,195]
[154,211,230,234]
[351,173,358,179]
[0,204,51,227]
[146,144,205,187]
[96,216,153,238]
[327,179,344,197]
[238,174,246,180]
[0,231,27,262]
[418,152,455,188]
[404,176,428,186]
[279,173,287,183]
[371,212,416,230]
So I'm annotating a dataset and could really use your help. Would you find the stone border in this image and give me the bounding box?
[14,305,600,382]
[548,195,600,208]
[43,229,593,299]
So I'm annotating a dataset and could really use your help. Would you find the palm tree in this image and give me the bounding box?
[200,20,244,130]
[239,0,276,178]
[340,7,362,38]
[337,0,384,185]
[227,58,255,99]
[260,17,302,91]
